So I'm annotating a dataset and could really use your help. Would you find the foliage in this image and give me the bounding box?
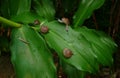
[10,25,56,78]
[32,0,55,21]
[0,0,117,78]
[0,0,31,18]
[73,0,105,27]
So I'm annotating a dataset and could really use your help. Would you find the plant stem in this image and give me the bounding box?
[92,13,99,29]
[0,16,21,28]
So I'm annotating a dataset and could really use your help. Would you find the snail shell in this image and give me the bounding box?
[34,19,40,25]
[61,17,70,25]
[63,48,73,58]
[40,26,49,34]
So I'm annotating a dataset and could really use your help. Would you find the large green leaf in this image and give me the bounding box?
[73,0,105,27]
[32,0,55,21]
[10,25,56,78]
[75,27,117,65]
[42,21,117,73]
[10,11,117,73]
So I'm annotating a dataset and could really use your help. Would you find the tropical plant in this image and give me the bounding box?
[0,0,117,78]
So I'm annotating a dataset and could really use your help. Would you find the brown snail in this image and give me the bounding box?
[63,48,73,58]
[40,26,49,34]
[34,19,40,25]
[58,17,70,32]
[61,17,70,26]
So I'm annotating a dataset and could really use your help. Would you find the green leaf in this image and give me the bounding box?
[9,0,31,16]
[42,21,117,73]
[75,27,117,65]
[61,61,86,78]
[0,0,31,18]
[32,0,55,21]
[73,0,105,27]
[42,21,98,73]
[10,25,57,78]
[11,12,45,24]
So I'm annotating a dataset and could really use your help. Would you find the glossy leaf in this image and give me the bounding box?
[75,27,117,65]
[73,0,105,27]
[32,0,55,21]
[10,25,56,78]
[10,11,116,74]
[42,21,117,73]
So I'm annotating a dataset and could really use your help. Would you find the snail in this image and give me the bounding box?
[28,19,40,26]
[34,19,40,25]
[58,17,70,32]
[63,48,73,58]
[61,17,70,26]
[40,26,49,34]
